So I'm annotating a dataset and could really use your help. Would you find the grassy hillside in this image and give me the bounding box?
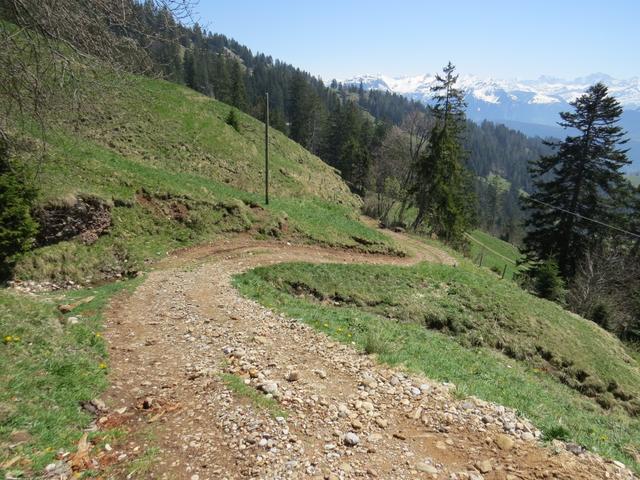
[235,256,640,472]
[467,229,522,279]
[9,70,400,283]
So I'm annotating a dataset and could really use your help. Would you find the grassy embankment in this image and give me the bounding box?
[235,253,640,473]
[11,70,399,284]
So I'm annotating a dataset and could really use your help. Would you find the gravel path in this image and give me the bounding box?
[101,236,637,480]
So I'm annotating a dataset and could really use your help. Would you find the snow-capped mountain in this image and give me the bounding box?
[345,73,640,109]
[345,73,640,169]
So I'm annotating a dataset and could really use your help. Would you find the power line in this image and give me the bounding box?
[464,233,518,265]
[524,196,640,240]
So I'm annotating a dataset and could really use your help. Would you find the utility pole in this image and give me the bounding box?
[265,92,269,205]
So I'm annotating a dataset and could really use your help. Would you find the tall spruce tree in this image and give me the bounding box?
[230,60,247,110]
[212,54,230,103]
[522,82,630,277]
[411,62,474,245]
[288,72,318,148]
[0,136,37,278]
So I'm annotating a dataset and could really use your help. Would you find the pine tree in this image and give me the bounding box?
[0,137,38,278]
[212,54,230,103]
[522,82,630,277]
[288,72,318,149]
[183,49,195,89]
[411,62,474,245]
[230,60,247,110]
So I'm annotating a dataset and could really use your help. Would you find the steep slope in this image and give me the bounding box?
[10,70,399,283]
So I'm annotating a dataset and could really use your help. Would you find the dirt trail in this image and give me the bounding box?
[102,233,635,480]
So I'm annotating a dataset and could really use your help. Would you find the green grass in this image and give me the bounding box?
[221,373,288,419]
[467,229,522,280]
[272,198,401,254]
[234,259,640,473]
[0,278,142,475]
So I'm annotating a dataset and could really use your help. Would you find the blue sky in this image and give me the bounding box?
[195,0,639,81]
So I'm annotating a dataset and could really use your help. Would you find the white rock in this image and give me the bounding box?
[343,432,360,446]
[261,381,278,395]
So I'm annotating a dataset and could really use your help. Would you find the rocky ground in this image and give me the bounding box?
[56,234,637,479]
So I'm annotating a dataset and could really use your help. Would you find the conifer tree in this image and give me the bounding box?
[626,185,640,256]
[230,60,247,110]
[288,72,318,148]
[411,62,474,245]
[183,49,195,89]
[212,54,230,103]
[522,82,630,277]
[0,137,37,278]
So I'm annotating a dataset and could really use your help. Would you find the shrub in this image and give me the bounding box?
[543,425,571,441]
[532,259,565,302]
[225,108,240,131]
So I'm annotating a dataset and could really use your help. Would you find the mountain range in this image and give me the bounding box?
[345,73,640,170]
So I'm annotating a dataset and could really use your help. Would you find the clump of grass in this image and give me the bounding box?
[362,321,396,356]
[127,446,160,477]
[544,425,571,442]
[221,373,287,419]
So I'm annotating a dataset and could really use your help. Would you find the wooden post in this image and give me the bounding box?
[265,92,269,205]
[501,264,507,279]
[478,249,484,267]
